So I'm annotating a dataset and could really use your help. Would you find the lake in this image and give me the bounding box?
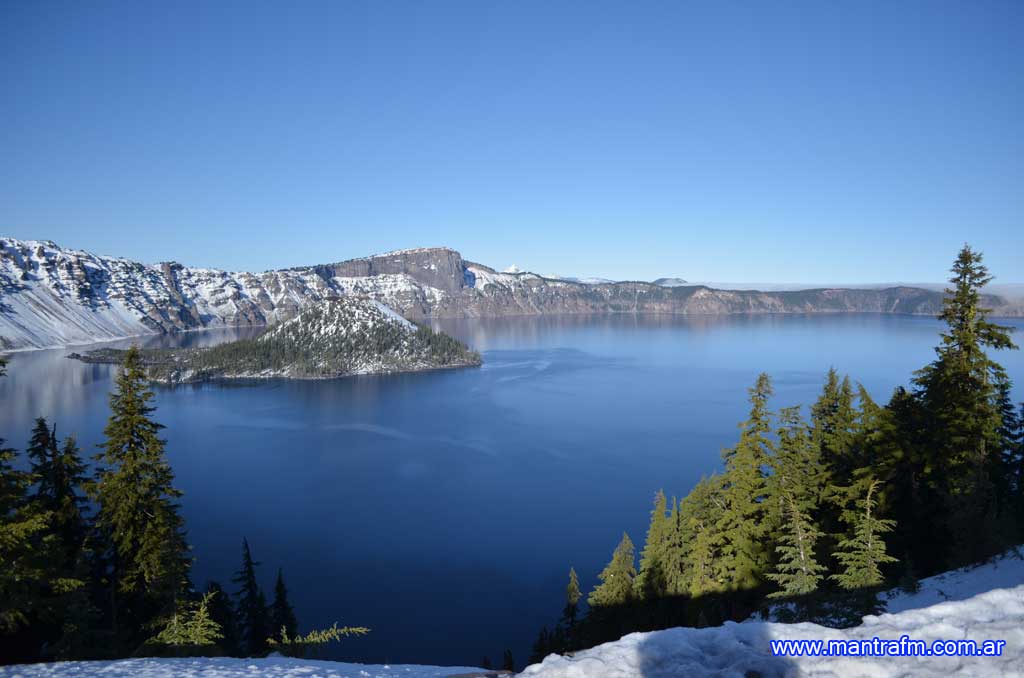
[2,313,1022,667]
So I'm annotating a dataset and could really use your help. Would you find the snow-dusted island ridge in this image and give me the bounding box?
[70,297,482,382]
[5,237,1015,352]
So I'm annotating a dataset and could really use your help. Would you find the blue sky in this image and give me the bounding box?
[1,0,1021,283]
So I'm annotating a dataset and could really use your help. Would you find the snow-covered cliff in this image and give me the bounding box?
[5,237,1016,352]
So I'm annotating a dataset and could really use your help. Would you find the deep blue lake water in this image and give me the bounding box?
[2,314,1023,667]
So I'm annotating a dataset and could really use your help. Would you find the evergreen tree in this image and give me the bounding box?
[0,361,51,634]
[481,656,492,670]
[502,648,515,672]
[0,426,50,633]
[717,373,773,589]
[561,567,581,628]
[233,538,270,656]
[767,406,826,534]
[1013,403,1024,531]
[994,377,1024,537]
[767,494,826,598]
[529,626,551,664]
[270,568,298,640]
[26,418,55,480]
[206,581,240,656]
[634,490,670,599]
[587,533,636,608]
[676,476,726,597]
[90,346,191,641]
[147,591,223,652]
[911,245,1017,567]
[831,480,897,590]
[32,433,89,569]
[811,369,857,479]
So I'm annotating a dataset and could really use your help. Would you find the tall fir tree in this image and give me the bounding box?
[767,406,826,533]
[766,494,826,598]
[993,375,1024,539]
[767,406,828,587]
[270,568,298,640]
[233,538,271,656]
[809,370,859,563]
[1012,403,1024,533]
[32,432,89,570]
[90,346,191,646]
[26,418,54,480]
[676,476,726,597]
[634,490,670,599]
[811,370,858,480]
[562,567,581,628]
[0,362,51,634]
[502,648,515,672]
[911,245,1017,567]
[717,373,773,590]
[587,533,636,608]
[831,480,897,590]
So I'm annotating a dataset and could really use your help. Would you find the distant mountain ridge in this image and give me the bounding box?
[2,237,1020,351]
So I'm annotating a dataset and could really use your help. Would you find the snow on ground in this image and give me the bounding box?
[520,584,1024,677]
[0,657,488,678]
[885,546,1024,614]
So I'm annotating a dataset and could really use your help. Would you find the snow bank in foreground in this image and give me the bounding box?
[0,657,486,678]
[520,584,1024,678]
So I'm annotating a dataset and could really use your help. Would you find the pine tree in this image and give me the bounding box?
[0,361,51,633]
[206,581,240,656]
[634,490,670,599]
[587,533,636,608]
[717,373,773,590]
[502,648,515,672]
[148,591,223,651]
[1012,403,1024,532]
[994,376,1023,538]
[676,476,726,597]
[767,406,826,534]
[0,427,50,632]
[270,568,298,640]
[32,433,89,570]
[911,245,1017,567]
[233,538,270,656]
[767,494,826,598]
[562,567,581,628]
[811,369,857,478]
[529,626,551,664]
[831,480,897,589]
[90,345,191,638]
[26,418,55,480]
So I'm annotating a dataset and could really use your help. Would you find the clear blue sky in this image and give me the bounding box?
[2,0,1021,283]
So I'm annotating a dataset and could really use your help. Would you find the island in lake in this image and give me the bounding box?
[69,296,482,383]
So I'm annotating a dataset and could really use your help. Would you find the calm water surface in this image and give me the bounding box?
[2,314,1022,666]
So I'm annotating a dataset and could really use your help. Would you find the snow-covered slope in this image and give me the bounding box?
[884,546,1024,614]
[0,658,491,678]
[5,237,1020,352]
[520,584,1024,677]
[0,239,335,351]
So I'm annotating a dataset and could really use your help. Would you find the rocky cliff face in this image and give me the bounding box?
[1,237,1018,351]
